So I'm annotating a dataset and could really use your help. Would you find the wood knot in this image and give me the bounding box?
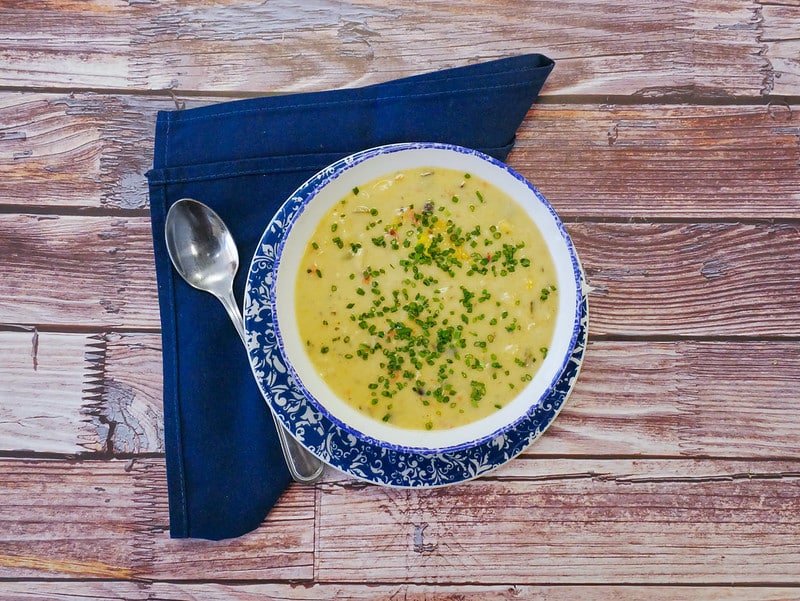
[412,522,438,554]
[607,123,619,145]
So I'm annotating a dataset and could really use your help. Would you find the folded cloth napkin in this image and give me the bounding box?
[146,53,554,540]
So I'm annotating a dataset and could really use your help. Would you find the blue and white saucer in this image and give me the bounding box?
[244,206,587,486]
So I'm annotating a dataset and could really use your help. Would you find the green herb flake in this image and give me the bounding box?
[470,380,487,404]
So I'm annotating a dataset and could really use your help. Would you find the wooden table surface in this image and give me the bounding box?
[1,1,799,599]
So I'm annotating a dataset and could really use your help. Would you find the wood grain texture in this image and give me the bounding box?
[0,93,158,210]
[88,332,164,454]
[3,216,798,335]
[0,458,315,581]
[515,103,800,220]
[146,585,800,601]
[760,0,800,96]
[534,340,800,457]
[0,331,162,454]
[3,583,800,601]
[2,94,798,218]
[0,0,789,97]
[0,330,93,454]
[0,214,158,328]
[574,221,800,337]
[0,582,149,601]
[3,336,799,460]
[0,458,150,580]
[315,459,800,584]
[0,457,797,583]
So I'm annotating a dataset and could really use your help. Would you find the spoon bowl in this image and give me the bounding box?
[165,201,239,295]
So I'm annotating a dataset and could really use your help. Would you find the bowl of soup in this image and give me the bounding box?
[251,142,583,455]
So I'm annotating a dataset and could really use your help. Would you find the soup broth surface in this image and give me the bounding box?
[295,167,558,431]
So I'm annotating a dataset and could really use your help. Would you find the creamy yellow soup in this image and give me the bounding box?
[295,167,558,431]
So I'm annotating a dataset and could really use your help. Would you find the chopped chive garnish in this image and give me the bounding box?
[299,166,557,431]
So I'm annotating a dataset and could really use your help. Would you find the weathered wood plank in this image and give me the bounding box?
[532,340,800,457]
[0,458,149,580]
[574,221,800,337]
[3,216,798,336]
[0,214,159,328]
[0,331,161,455]
[3,583,800,601]
[109,583,800,601]
[0,330,95,454]
[760,1,800,97]
[0,92,157,210]
[1,458,797,583]
[2,93,798,217]
[0,582,149,601]
[87,332,164,454]
[0,0,785,97]
[316,459,800,584]
[3,335,798,460]
[0,457,315,581]
[145,584,800,601]
[515,103,800,220]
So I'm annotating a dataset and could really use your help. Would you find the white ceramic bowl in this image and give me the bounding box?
[270,143,582,454]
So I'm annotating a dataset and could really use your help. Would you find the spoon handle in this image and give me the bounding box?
[218,289,325,484]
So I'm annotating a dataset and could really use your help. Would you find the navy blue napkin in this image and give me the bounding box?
[146,54,554,540]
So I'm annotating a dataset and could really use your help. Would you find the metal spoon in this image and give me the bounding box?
[164,197,325,484]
